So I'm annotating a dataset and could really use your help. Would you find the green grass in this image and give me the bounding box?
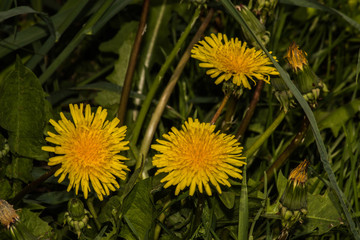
[0,0,360,239]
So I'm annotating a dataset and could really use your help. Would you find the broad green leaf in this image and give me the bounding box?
[318,99,360,137]
[294,191,343,235]
[121,178,153,240]
[34,191,73,205]
[5,157,33,183]
[96,21,137,106]
[0,57,47,160]
[119,224,137,240]
[98,195,122,224]
[0,178,12,199]
[305,99,360,146]
[218,191,236,209]
[18,208,52,238]
[101,21,138,85]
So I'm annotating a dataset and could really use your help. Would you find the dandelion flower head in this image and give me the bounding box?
[42,104,129,201]
[191,33,279,89]
[151,118,246,196]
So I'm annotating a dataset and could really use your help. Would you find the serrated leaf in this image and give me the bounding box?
[5,157,33,183]
[318,99,360,137]
[0,57,47,159]
[104,21,137,86]
[295,191,343,235]
[98,195,122,224]
[121,178,153,240]
[18,208,52,238]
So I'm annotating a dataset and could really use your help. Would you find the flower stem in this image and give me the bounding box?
[135,7,213,170]
[236,81,264,140]
[86,197,101,230]
[244,110,286,160]
[221,95,237,132]
[210,92,231,125]
[130,6,201,145]
[261,115,309,186]
[154,200,171,240]
[117,0,150,126]
[10,165,60,205]
[190,193,205,238]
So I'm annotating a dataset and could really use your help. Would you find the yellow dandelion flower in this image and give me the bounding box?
[151,118,246,196]
[42,104,129,201]
[285,42,308,72]
[191,33,279,89]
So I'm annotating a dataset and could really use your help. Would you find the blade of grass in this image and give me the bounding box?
[279,0,360,32]
[39,0,132,84]
[130,6,201,145]
[0,1,87,58]
[238,166,248,240]
[26,0,89,70]
[220,0,360,238]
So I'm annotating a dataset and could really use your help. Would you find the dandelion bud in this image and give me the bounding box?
[236,4,270,48]
[250,0,278,24]
[64,198,92,238]
[285,42,327,108]
[279,160,309,230]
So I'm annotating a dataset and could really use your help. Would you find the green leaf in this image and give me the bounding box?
[0,57,47,160]
[5,157,33,183]
[102,21,138,85]
[121,178,153,240]
[318,99,360,137]
[0,178,12,199]
[294,191,343,235]
[0,6,39,22]
[18,208,52,238]
[98,195,122,224]
[218,191,235,209]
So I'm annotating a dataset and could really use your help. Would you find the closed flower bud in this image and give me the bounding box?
[236,4,270,48]
[279,160,309,230]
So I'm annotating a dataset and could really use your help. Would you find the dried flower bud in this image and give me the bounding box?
[0,200,19,229]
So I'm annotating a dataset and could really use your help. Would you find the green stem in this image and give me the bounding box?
[136,8,214,170]
[86,197,101,230]
[130,6,201,145]
[154,200,171,240]
[244,110,286,159]
[190,193,205,238]
[221,95,237,132]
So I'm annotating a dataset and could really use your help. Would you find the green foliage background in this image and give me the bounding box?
[0,0,360,239]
